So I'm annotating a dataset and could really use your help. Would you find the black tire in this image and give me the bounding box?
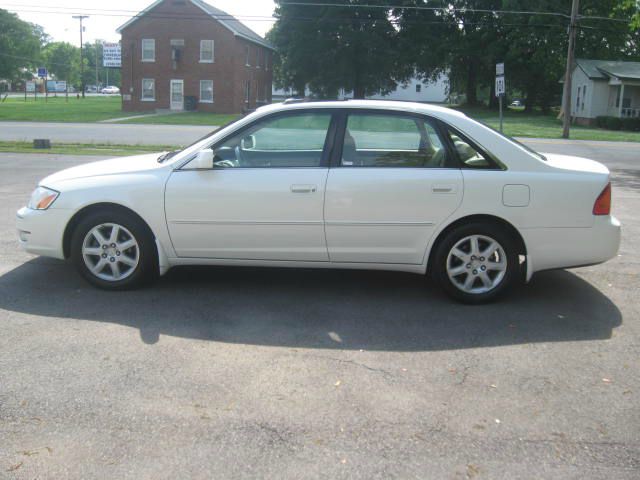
[70,209,158,290]
[432,222,519,304]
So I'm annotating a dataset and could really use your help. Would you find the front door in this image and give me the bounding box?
[165,111,335,260]
[170,79,183,111]
[324,110,463,264]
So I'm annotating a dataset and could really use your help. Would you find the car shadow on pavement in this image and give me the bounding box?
[0,258,622,351]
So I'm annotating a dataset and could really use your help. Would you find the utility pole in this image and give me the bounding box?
[95,40,99,92]
[561,0,580,139]
[72,15,89,98]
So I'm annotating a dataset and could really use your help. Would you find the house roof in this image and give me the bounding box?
[116,0,275,50]
[576,59,640,81]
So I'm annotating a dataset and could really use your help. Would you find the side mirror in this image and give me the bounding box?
[189,149,214,169]
[241,135,255,150]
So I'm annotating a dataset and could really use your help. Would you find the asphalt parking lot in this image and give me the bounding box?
[0,151,638,479]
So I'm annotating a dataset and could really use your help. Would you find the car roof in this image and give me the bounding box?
[256,99,467,122]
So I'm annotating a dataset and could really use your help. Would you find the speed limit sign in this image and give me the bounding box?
[495,76,505,96]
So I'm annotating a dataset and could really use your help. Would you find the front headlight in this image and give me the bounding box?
[28,186,59,210]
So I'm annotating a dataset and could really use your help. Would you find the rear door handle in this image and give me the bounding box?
[291,184,317,193]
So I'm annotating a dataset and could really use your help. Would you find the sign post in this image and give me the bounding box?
[37,68,47,103]
[495,63,505,133]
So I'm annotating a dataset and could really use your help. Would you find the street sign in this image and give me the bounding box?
[26,81,36,93]
[37,67,47,78]
[495,76,506,96]
[496,62,504,76]
[103,42,122,68]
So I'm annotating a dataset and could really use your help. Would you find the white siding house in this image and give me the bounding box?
[273,73,449,103]
[569,59,640,124]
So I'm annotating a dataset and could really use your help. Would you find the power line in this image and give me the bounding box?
[280,1,635,23]
[1,1,633,25]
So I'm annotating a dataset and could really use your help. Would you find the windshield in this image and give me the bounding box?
[157,115,244,163]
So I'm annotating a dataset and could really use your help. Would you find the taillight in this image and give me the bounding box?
[593,182,611,215]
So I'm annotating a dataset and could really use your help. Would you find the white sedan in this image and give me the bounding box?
[101,86,120,94]
[16,100,620,302]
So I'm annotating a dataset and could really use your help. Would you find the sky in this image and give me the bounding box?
[0,0,278,44]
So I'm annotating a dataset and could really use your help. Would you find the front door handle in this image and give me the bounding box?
[291,184,317,193]
[432,184,457,194]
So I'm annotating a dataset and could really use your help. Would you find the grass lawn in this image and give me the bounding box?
[120,111,239,126]
[458,107,640,142]
[0,141,175,156]
[0,96,127,122]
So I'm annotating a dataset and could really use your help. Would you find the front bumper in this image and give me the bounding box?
[523,215,621,281]
[16,206,72,259]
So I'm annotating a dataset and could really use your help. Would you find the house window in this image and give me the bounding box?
[581,85,586,111]
[141,39,155,62]
[245,46,250,66]
[245,80,251,103]
[200,40,214,63]
[256,49,261,69]
[200,80,213,103]
[141,78,155,101]
[265,52,270,71]
[416,84,422,93]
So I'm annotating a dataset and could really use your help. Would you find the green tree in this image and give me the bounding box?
[396,0,639,109]
[0,9,46,81]
[269,0,411,98]
[42,42,80,86]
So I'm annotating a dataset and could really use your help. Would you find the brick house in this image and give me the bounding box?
[116,0,274,113]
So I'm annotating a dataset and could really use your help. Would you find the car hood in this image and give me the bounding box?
[40,153,167,186]
[540,153,610,175]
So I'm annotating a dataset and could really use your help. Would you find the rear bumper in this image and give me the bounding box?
[523,215,621,281]
[16,206,71,259]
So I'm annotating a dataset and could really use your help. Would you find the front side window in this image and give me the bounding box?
[141,38,155,62]
[200,40,214,62]
[141,78,155,101]
[340,113,447,168]
[200,80,213,103]
[446,128,493,169]
[209,112,332,168]
[245,46,250,66]
[245,80,250,103]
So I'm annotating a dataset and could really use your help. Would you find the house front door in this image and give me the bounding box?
[170,79,183,111]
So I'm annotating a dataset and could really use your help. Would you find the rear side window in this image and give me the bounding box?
[445,128,494,169]
[340,113,448,168]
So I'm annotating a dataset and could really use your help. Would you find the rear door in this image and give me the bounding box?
[324,110,463,264]
[165,110,335,260]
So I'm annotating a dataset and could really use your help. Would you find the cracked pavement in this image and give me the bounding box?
[0,150,639,479]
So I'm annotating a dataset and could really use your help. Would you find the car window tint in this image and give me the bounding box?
[212,113,331,168]
[446,129,492,168]
[341,113,447,168]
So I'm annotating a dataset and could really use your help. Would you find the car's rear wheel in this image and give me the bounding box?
[70,210,158,290]
[433,223,519,303]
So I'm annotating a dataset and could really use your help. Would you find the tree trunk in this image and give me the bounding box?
[465,59,478,106]
[353,84,366,99]
[524,82,538,113]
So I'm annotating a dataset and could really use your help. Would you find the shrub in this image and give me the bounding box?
[595,115,640,131]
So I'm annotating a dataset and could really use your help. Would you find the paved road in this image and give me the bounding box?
[0,152,639,478]
[0,121,215,146]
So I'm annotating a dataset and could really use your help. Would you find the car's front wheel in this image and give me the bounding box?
[70,210,158,290]
[433,223,519,303]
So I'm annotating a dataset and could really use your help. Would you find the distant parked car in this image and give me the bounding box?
[86,85,98,93]
[101,86,120,94]
[16,100,620,303]
[510,100,523,107]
